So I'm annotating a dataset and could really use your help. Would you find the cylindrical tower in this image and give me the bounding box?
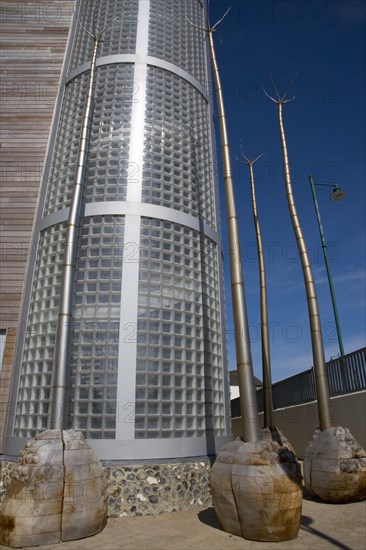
[5,0,230,461]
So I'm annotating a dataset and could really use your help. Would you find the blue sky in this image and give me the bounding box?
[208,0,366,381]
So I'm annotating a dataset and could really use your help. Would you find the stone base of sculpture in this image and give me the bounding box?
[304,426,366,503]
[260,426,295,454]
[0,430,107,548]
[209,439,303,542]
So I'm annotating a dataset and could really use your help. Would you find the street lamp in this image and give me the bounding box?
[308,175,346,357]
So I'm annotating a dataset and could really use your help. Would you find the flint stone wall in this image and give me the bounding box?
[1,459,212,517]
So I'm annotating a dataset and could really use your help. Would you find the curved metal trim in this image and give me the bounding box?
[39,201,219,245]
[64,54,209,102]
[38,207,70,232]
[4,434,231,461]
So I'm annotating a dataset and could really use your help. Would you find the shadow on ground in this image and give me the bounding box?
[197,507,222,531]
[300,515,353,550]
[198,500,354,550]
[302,485,348,505]
[302,485,323,502]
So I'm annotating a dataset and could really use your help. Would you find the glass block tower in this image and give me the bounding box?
[5,0,230,461]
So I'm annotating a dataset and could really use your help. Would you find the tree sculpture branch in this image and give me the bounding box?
[236,145,265,166]
[211,7,231,32]
[237,148,274,429]
[263,74,297,104]
[75,12,120,43]
[264,72,332,431]
[186,6,231,34]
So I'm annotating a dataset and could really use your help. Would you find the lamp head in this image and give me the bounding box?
[330,186,347,201]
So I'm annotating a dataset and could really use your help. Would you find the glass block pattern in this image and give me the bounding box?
[43,72,87,216]
[135,218,225,439]
[10,0,229,451]
[142,67,216,228]
[148,0,207,86]
[70,0,139,69]
[66,216,125,439]
[14,223,67,438]
[43,64,134,217]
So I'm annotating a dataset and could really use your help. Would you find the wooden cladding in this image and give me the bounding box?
[0,1,75,328]
[0,1,75,448]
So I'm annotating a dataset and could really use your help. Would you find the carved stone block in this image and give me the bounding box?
[304,426,366,503]
[210,439,303,542]
[0,430,107,547]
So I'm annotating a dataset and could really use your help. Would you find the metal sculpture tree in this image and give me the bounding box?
[188,6,259,442]
[50,14,119,429]
[237,151,274,429]
[189,12,303,541]
[263,78,332,431]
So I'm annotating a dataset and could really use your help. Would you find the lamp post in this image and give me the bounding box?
[308,175,346,357]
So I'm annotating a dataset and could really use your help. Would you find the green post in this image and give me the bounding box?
[309,175,345,357]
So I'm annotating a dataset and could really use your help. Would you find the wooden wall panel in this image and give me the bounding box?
[0,0,75,451]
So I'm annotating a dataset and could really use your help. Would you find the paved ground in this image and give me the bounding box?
[1,493,365,550]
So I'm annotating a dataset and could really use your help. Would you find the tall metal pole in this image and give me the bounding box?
[207,29,259,442]
[275,99,332,430]
[247,160,274,428]
[309,175,345,357]
[49,35,100,430]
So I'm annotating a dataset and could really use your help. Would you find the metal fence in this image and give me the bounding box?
[231,347,366,417]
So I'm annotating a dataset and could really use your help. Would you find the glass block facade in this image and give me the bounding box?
[14,223,67,435]
[44,64,135,216]
[6,0,230,461]
[142,67,216,226]
[67,215,125,439]
[135,218,224,439]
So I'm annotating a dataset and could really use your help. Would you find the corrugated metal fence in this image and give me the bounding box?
[231,347,366,417]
